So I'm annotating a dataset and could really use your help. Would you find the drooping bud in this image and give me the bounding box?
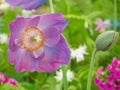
[95,31,119,51]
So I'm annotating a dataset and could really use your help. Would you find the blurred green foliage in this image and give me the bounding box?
[0,0,120,90]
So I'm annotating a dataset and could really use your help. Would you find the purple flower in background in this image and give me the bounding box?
[8,13,70,72]
[95,18,110,32]
[5,0,48,10]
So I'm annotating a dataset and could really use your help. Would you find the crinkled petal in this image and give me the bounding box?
[28,16,40,27]
[37,62,61,72]
[31,47,45,59]
[37,36,71,72]
[39,13,68,32]
[9,17,28,33]
[8,48,25,65]
[43,27,60,46]
[9,16,40,33]
[8,48,44,72]
[8,35,21,51]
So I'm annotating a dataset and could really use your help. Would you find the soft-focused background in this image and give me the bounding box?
[0,0,120,90]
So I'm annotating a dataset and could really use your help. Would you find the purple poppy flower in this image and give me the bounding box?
[5,0,48,10]
[8,13,70,72]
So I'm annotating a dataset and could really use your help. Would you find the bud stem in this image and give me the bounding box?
[49,0,54,13]
[87,48,97,90]
[62,65,68,90]
[114,0,117,30]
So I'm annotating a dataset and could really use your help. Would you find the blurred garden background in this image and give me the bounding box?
[0,0,120,90]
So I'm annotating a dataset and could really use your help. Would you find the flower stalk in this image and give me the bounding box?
[49,0,54,13]
[62,65,68,90]
[87,31,119,90]
[87,49,97,90]
[49,0,68,90]
[114,0,117,30]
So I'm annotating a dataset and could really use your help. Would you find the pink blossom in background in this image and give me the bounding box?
[94,57,120,90]
[95,18,111,32]
[8,13,70,72]
[96,68,103,76]
[0,72,17,86]
[8,78,17,86]
[5,0,48,10]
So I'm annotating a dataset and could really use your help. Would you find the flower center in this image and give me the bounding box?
[22,27,44,51]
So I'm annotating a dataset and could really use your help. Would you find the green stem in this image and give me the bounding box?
[49,0,68,90]
[114,0,117,30]
[87,49,97,90]
[65,0,70,14]
[49,0,55,13]
[62,65,68,90]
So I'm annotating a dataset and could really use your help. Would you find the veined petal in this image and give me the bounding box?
[15,50,39,72]
[36,36,71,72]
[31,47,45,59]
[37,62,61,72]
[39,13,68,32]
[43,27,61,46]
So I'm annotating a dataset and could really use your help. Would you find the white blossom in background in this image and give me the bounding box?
[22,10,35,17]
[0,0,10,10]
[0,33,8,44]
[54,70,74,82]
[71,45,88,62]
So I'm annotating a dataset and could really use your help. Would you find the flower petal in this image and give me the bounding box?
[28,16,40,27]
[8,48,25,65]
[39,13,68,32]
[31,47,45,59]
[8,35,21,51]
[37,62,61,72]
[36,36,71,72]
[8,48,41,72]
[43,27,60,46]
[9,16,41,33]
